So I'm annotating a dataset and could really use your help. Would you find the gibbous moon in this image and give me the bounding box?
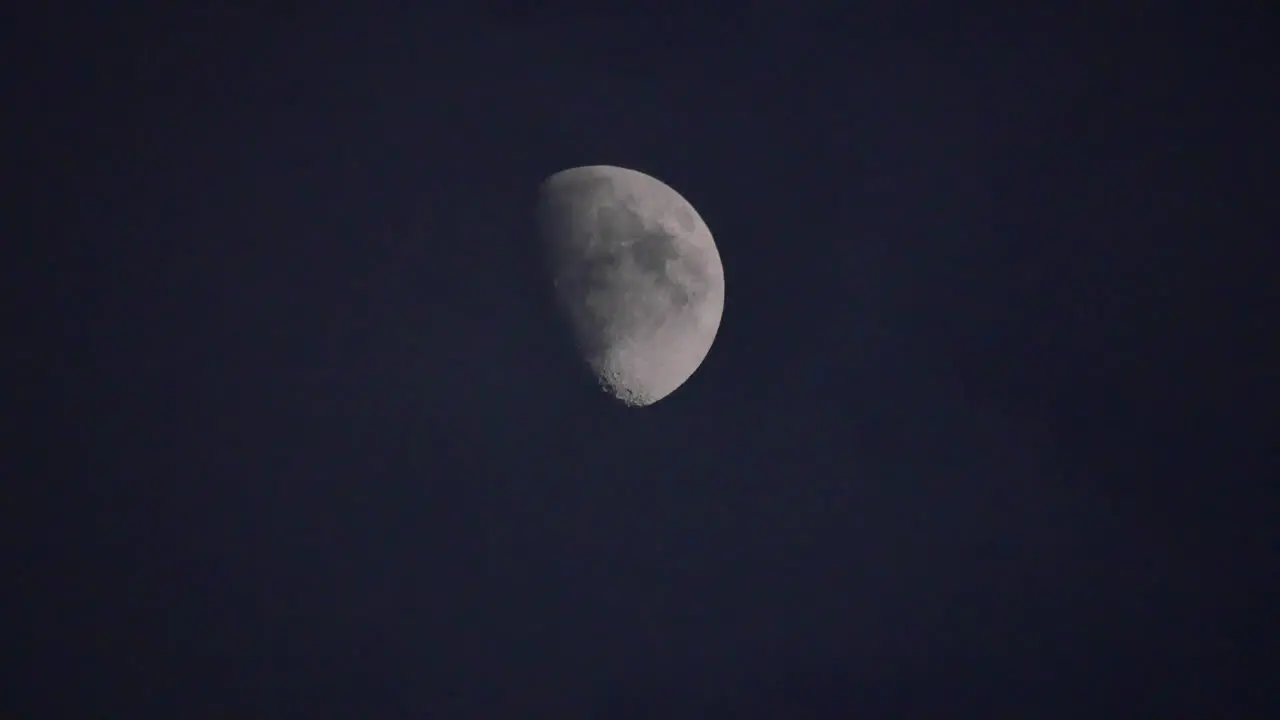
[537,165,725,407]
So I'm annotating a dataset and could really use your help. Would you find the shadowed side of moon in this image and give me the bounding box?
[537,165,725,407]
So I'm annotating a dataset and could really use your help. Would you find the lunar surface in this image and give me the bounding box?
[537,165,725,407]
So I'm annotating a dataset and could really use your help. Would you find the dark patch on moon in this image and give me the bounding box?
[671,203,697,233]
[596,201,695,310]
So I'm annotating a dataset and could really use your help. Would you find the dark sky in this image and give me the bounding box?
[14,2,1275,716]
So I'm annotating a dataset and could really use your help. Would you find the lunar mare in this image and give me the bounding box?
[537,165,725,406]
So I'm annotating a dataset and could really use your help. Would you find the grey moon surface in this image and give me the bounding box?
[537,165,726,407]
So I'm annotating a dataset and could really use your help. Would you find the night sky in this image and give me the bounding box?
[15,2,1274,716]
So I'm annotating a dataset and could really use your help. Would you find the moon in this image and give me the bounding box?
[537,165,725,407]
